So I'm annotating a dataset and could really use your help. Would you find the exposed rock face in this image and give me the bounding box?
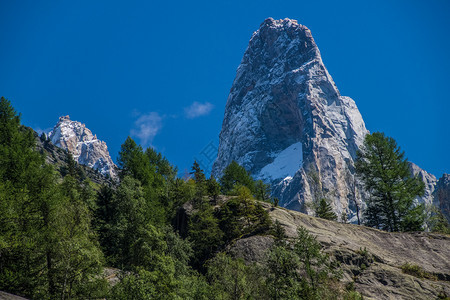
[212,18,368,219]
[230,202,450,300]
[212,18,443,220]
[34,131,113,186]
[48,116,117,179]
[409,162,438,206]
[435,174,450,223]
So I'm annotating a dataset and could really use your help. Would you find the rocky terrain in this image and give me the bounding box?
[35,130,113,186]
[436,174,450,223]
[212,17,446,222]
[48,115,117,179]
[231,202,450,300]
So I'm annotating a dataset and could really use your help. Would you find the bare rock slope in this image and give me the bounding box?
[231,202,450,299]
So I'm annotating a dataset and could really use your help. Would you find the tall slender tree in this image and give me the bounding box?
[355,132,425,232]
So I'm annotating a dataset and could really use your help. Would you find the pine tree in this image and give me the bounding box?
[206,176,221,203]
[255,179,271,202]
[190,161,207,203]
[355,132,425,232]
[315,198,337,221]
[117,137,154,185]
[219,161,255,194]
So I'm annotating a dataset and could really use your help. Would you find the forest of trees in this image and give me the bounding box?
[0,97,367,299]
[0,97,447,299]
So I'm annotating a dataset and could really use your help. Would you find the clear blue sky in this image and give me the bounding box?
[1,0,449,178]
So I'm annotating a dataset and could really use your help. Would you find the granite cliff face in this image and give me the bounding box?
[212,18,443,220]
[435,174,450,223]
[48,116,117,179]
[212,18,368,219]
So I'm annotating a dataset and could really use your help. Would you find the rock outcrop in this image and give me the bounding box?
[212,18,368,219]
[435,174,450,223]
[230,202,450,299]
[35,130,113,186]
[48,115,117,179]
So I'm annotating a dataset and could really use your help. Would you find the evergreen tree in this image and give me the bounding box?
[190,160,206,184]
[206,175,221,203]
[219,161,255,194]
[188,207,224,270]
[206,253,267,299]
[315,198,337,221]
[117,137,154,185]
[355,132,426,232]
[190,161,207,203]
[255,179,271,202]
[271,220,287,246]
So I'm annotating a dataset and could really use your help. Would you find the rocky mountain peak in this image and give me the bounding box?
[212,18,441,221]
[48,116,117,179]
[212,18,369,219]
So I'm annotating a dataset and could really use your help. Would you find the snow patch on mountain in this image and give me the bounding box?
[259,142,303,181]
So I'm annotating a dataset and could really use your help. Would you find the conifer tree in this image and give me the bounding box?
[117,137,154,185]
[219,160,255,194]
[206,175,221,203]
[355,132,425,232]
[190,161,207,203]
[315,198,337,221]
[255,179,271,202]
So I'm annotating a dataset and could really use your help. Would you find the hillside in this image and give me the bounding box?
[230,201,450,299]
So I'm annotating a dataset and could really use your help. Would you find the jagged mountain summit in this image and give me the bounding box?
[212,18,440,220]
[48,115,117,179]
[212,17,368,219]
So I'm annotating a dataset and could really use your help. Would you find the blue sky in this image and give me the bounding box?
[1,0,449,177]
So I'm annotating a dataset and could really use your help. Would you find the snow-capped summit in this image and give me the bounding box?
[49,115,117,179]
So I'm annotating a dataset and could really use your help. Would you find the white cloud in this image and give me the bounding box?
[131,112,163,146]
[184,101,214,119]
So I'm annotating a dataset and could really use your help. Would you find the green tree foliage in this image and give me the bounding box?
[188,206,224,270]
[0,97,105,298]
[266,244,301,299]
[50,176,105,299]
[207,253,268,300]
[355,132,426,232]
[118,137,154,185]
[255,179,271,202]
[266,226,341,300]
[206,175,221,203]
[99,176,168,269]
[424,205,450,234]
[220,161,255,194]
[215,186,271,244]
[0,98,364,299]
[271,220,287,246]
[315,198,338,221]
[190,161,207,204]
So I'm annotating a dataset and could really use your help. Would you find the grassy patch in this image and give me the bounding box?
[401,263,437,280]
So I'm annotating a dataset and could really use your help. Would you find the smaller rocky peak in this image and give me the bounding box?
[48,116,117,179]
